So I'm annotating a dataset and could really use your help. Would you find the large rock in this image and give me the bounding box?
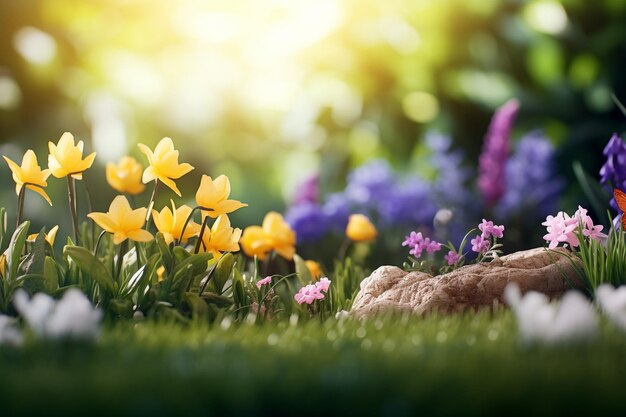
[350,247,585,318]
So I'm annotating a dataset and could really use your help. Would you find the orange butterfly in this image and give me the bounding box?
[614,188,626,230]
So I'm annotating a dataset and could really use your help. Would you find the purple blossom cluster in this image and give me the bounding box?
[294,277,331,305]
[478,99,519,206]
[495,132,564,220]
[402,231,442,258]
[600,133,626,213]
[470,219,505,255]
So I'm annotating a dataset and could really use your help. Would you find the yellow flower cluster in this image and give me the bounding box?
[3,135,248,257]
[3,132,95,206]
[240,212,297,261]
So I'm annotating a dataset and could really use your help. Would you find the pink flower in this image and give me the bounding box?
[425,239,442,254]
[315,277,331,293]
[542,212,579,249]
[256,276,273,289]
[479,219,505,239]
[444,251,462,266]
[294,284,325,305]
[471,234,490,254]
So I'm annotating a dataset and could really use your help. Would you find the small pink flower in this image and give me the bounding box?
[256,276,273,289]
[425,239,442,254]
[444,251,461,266]
[294,284,325,305]
[315,277,331,293]
[542,212,579,249]
[471,234,490,254]
[479,219,504,239]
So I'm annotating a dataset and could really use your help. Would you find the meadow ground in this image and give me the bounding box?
[2,311,625,417]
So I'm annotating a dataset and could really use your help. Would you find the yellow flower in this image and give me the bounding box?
[106,156,146,195]
[48,132,96,180]
[240,212,296,261]
[156,265,166,282]
[305,260,322,280]
[27,225,59,246]
[200,214,242,259]
[0,254,5,278]
[87,195,154,244]
[152,200,200,245]
[137,137,194,197]
[195,174,247,219]
[3,150,52,205]
[346,214,377,242]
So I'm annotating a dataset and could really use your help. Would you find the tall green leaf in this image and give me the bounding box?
[64,246,117,295]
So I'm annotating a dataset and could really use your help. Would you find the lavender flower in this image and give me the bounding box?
[478,99,520,206]
[345,159,395,207]
[284,203,328,244]
[402,231,442,258]
[377,178,436,227]
[495,131,563,220]
[322,192,351,232]
[293,173,320,206]
[599,133,626,213]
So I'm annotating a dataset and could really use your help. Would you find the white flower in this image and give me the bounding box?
[505,284,598,344]
[335,310,350,320]
[596,284,626,331]
[0,315,23,346]
[13,289,102,340]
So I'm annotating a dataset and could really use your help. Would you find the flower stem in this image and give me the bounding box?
[338,239,351,262]
[194,216,210,254]
[178,206,202,244]
[67,177,80,245]
[15,185,25,229]
[83,174,95,248]
[145,180,159,230]
[115,240,128,282]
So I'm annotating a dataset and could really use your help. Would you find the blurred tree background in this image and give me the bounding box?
[1,0,625,249]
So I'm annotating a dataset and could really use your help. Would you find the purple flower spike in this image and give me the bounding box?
[478,99,520,206]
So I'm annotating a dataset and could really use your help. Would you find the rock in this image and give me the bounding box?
[350,247,585,318]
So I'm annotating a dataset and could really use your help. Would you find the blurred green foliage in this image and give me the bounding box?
[0,0,625,232]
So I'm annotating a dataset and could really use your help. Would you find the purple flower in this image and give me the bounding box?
[345,159,395,207]
[378,178,436,227]
[478,99,520,206]
[599,133,626,213]
[402,231,442,258]
[293,173,320,206]
[471,234,490,254]
[494,132,564,221]
[444,251,461,266]
[322,193,351,233]
[478,219,504,239]
[284,203,328,244]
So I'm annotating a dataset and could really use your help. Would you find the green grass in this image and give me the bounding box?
[2,311,626,417]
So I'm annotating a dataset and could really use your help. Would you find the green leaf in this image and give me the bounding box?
[43,256,59,293]
[64,246,117,295]
[0,207,7,250]
[213,253,234,295]
[6,221,30,282]
[16,273,46,294]
[232,268,246,308]
[156,233,173,272]
[293,253,312,284]
[201,292,234,307]
[173,246,191,263]
[19,229,46,276]
[172,252,212,277]
[183,292,209,317]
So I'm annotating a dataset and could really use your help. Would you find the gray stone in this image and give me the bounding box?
[350,247,585,318]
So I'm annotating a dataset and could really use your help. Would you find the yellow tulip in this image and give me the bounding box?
[3,150,52,205]
[48,132,96,180]
[152,200,200,245]
[195,174,247,218]
[106,156,146,195]
[137,137,194,197]
[200,214,242,259]
[305,260,322,280]
[346,214,377,242]
[87,195,154,244]
[27,225,59,246]
[240,211,296,261]
[156,265,166,282]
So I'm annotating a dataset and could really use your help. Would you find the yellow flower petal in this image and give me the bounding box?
[87,212,117,233]
[26,184,52,206]
[126,229,154,242]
